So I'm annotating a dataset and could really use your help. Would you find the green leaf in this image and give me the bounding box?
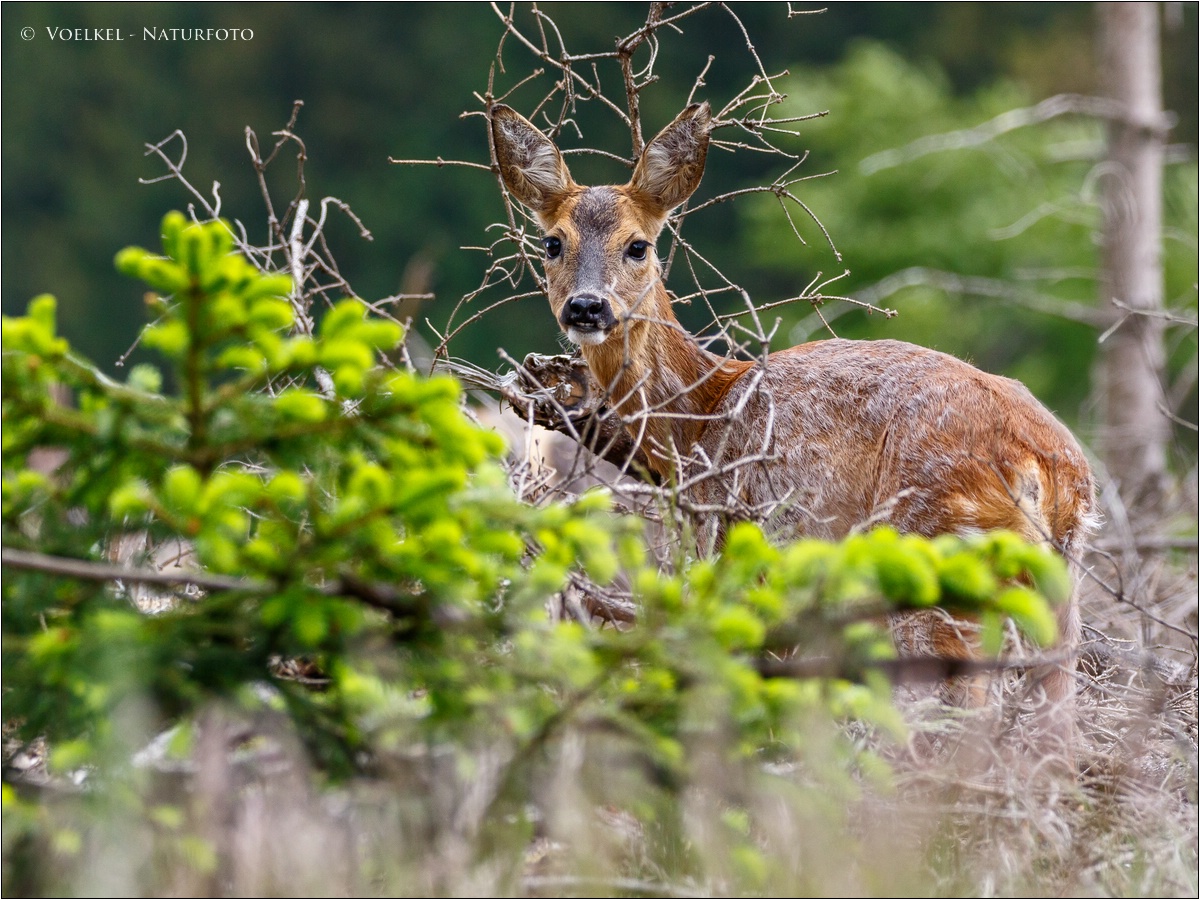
[126,363,163,393]
[248,297,294,330]
[275,389,328,423]
[293,602,329,647]
[319,299,368,339]
[871,533,939,607]
[1016,545,1072,606]
[993,586,1057,647]
[142,319,190,357]
[711,605,767,651]
[109,479,151,519]
[161,465,202,513]
[938,551,999,604]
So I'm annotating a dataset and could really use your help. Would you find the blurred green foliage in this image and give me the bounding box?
[1,213,1073,894]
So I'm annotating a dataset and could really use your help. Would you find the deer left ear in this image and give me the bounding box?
[490,104,574,217]
[629,102,711,216]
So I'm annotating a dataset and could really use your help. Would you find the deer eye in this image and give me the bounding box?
[627,240,650,261]
[543,236,562,259]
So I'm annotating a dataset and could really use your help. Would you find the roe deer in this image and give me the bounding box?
[490,101,1097,755]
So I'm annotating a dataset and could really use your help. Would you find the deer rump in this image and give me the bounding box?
[489,101,1097,754]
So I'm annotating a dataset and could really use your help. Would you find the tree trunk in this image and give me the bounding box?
[1096,2,1170,515]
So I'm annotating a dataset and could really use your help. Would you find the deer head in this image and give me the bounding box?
[490,103,711,351]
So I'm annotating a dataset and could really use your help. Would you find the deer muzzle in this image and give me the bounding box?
[561,293,616,345]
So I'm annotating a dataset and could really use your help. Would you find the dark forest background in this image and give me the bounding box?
[3,3,1197,449]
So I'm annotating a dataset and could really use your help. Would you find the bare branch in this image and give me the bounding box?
[854,266,1108,326]
[3,546,262,594]
[859,93,1173,175]
[756,649,1075,684]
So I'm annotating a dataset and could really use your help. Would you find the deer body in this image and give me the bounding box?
[491,102,1096,742]
[687,339,1093,549]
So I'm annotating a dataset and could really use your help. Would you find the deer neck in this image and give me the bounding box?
[580,292,752,479]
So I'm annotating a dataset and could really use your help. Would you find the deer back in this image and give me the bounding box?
[690,339,1096,556]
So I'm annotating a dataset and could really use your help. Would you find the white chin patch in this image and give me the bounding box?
[567,327,609,347]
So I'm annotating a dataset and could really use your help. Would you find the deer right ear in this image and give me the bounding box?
[630,102,711,216]
[490,105,573,216]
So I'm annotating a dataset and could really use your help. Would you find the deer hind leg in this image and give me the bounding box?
[892,466,1080,765]
[1013,545,1081,767]
[1033,593,1080,761]
[1003,463,1082,766]
[890,608,987,708]
[888,607,996,771]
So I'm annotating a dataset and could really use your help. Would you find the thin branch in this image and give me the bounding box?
[859,93,1173,175]
[2,546,261,594]
[522,875,704,899]
[854,266,1109,326]
[2,547,468,626]
[756,650,1075,684]
[387,156,494,171]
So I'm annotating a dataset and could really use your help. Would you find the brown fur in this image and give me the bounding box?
[491,102,1098,757]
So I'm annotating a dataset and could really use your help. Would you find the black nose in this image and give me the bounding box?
[561,293,608,329]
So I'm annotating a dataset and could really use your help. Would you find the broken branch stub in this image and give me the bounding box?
[439,352,656,482]
[510,352,657,482]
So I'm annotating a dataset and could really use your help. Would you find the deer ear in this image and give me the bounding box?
[490,105,573,215]
[630,102,711,215]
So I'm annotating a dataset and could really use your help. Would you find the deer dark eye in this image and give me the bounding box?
[627,240,650,261]
[543,236,562,259]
